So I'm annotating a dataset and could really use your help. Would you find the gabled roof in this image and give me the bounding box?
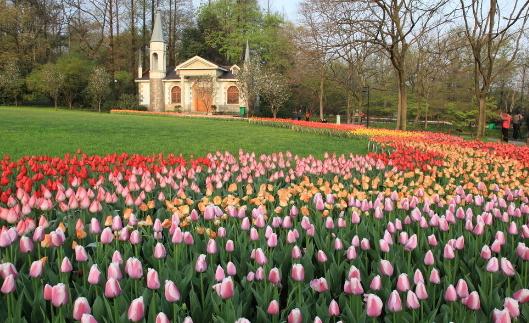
[175,56,228,71]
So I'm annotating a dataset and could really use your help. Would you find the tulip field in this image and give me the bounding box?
[1,117,529,322]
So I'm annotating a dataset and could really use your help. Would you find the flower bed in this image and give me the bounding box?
[0,146,529,322]
[249,118,365,137]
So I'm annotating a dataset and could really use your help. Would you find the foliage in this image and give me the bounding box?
[26,63,66,109]
[260,70,291,118]
[0,61,24,105]
[55,53,95,109]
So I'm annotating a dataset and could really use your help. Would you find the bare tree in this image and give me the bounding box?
[459,0,529,138]
[321,0,451,130]
[299,0,337,121]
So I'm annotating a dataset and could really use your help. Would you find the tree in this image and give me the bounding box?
[88,66,112,112]
[459,0,529,138]
[260,69,290,118]
[26,63,66,109]
[0,61,24,106]
[194,76,217,114]
[56,54,95,109]
[237,56,265,116]
[318,0,450,130]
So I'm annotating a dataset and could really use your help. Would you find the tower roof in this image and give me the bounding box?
[151,10,164,43]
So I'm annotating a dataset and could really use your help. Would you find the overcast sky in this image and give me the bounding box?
[192,0,301,22]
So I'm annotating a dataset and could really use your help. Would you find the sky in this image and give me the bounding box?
[192,0,302,22]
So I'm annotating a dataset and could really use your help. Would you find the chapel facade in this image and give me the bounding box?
[135,11,246,113]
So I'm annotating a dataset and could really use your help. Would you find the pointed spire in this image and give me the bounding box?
[244,40,250,64]
[151,9,164,43]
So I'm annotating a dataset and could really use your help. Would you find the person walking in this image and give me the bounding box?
[512,112,523,140]
[501,112,512,142]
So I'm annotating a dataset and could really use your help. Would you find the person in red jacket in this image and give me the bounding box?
[501,112,512,142]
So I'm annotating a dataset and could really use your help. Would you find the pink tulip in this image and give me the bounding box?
[404,234,417,251]
[29,259,44,278]
[73,297,91,320]
[88,264,100,285]
[463,291,480,310]
[365,293,383,317]
[128,296,145,322]
[292,246,302,259]
[43,284,52,300]
[500,258,516,276]
[443,244,455,259]
[492,308,511,323]
[424,250,435,265]
[415,282,428,300]
[213,277,234,299]
[328,299,340,316]
[370,275,382,291]
[206,239,218,254]
[112,251,123,264]
[195,254,207,273]
[75,245,89,262]
[19,236,33,253]
[406,291,420,310]
[513,289,529,303]
[456,279,469,298]
[107,262,122,280]
[444,284,457,302]
[125,257,143,279]
[129,230,141,244]
[267,300,280,315]
[156,312,170,323]
[147,268,160,289]
[487,257,499,272]
[215,265,225,282]
[104,278,122,298]
[379,239,390,253]
[287,308,302,323]
[51,283,68,307]
[429,268,441,284]
[0,263,17,279]
[227,262,237,276]
[386,290,402,312]
[344,277,363,295]
[291,264,304,282]
[268,267,281,285]
[481,245,492,260]
[254,248,268,265]
[396,273,410,292]
[379,260,393,276]
[60,257,73,273]
[154,242,166,259]
[316,250,327,263]
[225,240,234,252]
[100,228,113,244]
[310,277,329,293]
[504,297,519,318]
[1,274,15,294]
[81,314,98,323]
[165,280,181,302]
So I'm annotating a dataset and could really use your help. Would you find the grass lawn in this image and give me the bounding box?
[0,107,368,159]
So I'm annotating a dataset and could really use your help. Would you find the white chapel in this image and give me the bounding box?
[135,10,246,113]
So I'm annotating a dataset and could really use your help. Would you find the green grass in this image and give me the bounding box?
[0,107,368,159]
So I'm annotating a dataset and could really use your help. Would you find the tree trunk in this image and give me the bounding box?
[319,65,324,121]
[396,70,408,130]
[424,103,428,130]
[131,0,136,82]
[346,92,352,124]
[476,95,487,138]
[54,96,58,110]
[98,100,102,113]
[109,0,115,80]
[142,0,146,68]
[272,105,277,118]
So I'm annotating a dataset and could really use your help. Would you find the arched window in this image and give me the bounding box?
[171,86,181,104]
[227,86,239,104]
[152,53,158,71]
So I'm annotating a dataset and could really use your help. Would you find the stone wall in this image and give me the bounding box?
[149,78,165,112]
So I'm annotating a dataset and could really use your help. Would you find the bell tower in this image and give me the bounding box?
[149,9,166,112]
